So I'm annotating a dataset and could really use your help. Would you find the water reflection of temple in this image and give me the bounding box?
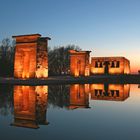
[11,86,48,129]
[90,84,130,101]
[68,84,130,109]
[11,84,130,127]
[68,84,90,109]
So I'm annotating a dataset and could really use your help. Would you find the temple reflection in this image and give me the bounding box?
[11,83,130,128]
[68,84,130,109]
[11,86,48,129]
[90,84,130,101]
[68,84,90,109]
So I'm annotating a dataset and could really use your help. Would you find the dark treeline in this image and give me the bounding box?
[0,38,15,77]
[0,38,81,77]
[48,45,81,75]
[48,85,70,108]
[0,85,13,116]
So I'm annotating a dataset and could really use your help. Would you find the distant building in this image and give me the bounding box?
[13,34,51,79]
[90,57,130,75]
[69,50,91,77]
[69,50,130,77]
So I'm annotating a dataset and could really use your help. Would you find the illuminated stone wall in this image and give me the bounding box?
[90,84,130,101]
[90,57,130,74]
[12,86,48,129]
[69,50,91,77]
[36,38,48,78]
[13,34,50,79]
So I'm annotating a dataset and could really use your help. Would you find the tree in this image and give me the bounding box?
[0,38,15,77]
[0,85,13,116]
[48,85,70,108]
[48,44,81,75]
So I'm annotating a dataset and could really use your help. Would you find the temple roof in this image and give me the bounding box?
[91,56,129,61]
[12,33,51,43]
[69,50,91,54]
[12,33,41,38]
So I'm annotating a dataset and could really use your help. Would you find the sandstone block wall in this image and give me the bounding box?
[13,34,50,79]
[90,57,130,75]
[69,50,91,77]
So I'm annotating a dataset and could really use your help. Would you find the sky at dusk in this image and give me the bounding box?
[0,0,140,73]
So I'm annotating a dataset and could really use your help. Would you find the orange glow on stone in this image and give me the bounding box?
[69,50,91,77]
[36,67,48,78]
[85,67,90,76]
[74,70,79,77]
[91,57,130,75]
[13,34,50,79]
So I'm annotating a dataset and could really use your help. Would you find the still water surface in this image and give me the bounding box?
[0,84,140,140]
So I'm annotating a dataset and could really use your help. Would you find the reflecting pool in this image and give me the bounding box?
[0,84,140,140]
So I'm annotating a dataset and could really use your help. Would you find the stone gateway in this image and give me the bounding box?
[13,34,50,79]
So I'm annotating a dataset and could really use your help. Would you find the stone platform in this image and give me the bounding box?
[0,75,140,85]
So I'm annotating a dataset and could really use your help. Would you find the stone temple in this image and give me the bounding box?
[13,34,50,79]
[90,57,130,75]
[69,50,91,77]
[69,50,130,76]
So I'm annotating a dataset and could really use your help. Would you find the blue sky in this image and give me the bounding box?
[0,0,140,72]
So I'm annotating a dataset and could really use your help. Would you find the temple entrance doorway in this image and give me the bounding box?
[104,61,110,74]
